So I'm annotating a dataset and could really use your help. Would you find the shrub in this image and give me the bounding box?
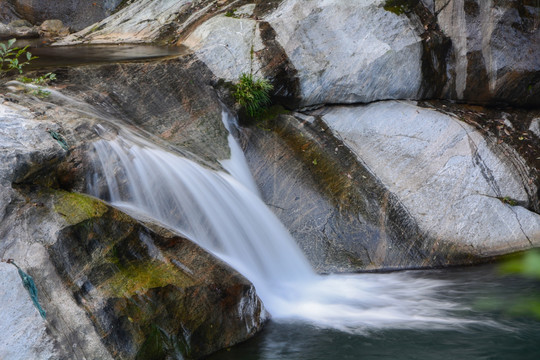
[233,73,273,118]
[0,38,37,75]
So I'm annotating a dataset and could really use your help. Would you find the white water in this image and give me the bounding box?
[89,112,479,333]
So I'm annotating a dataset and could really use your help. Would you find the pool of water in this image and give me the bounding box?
[208,264,540,360]
[13,39,187,69]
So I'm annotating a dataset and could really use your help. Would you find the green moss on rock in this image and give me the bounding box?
[53,191,108,225]
[104,261,195,298]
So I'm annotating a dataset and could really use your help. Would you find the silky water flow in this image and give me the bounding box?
[89,111,484,333]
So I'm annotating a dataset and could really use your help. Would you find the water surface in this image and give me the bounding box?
[208,264,540,360]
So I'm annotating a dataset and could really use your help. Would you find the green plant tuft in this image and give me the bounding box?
[0,38,37,76]
[233,73,273,119]
[383,0,411,15]
[18,72,56,98]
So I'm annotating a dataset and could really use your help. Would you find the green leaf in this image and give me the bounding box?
[26,52,32,60]
[7,38,16,48]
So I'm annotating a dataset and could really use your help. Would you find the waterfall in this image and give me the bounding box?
[89,112,478,333]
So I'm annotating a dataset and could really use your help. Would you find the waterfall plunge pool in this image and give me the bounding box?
[88,112,540,359]
[208,264,540,360]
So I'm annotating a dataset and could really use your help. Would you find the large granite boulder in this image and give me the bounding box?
[243,101,540,272]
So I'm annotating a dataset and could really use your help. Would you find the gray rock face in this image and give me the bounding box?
[56,0,220,45]
[60,55,231,165]
[320,101,540,256]
[0,262,57,360]
[184,5,264,82]
[51,0,538,106]
[265,0,424,106]
[435,0,540,106]
[0,22,38,39]
[244,101,540,272]
[0,0,124,31]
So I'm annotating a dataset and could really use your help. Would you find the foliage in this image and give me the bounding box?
[383,0,411,15]
[225,9,237,17]
[18,72,57,98]
[0,38,37,75]
[500,250,540,279]
[498,249,540,318]
[233,72,273,118]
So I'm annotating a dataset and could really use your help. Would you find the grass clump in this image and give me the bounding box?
[233,72,273,118]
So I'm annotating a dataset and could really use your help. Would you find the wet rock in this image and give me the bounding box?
[59,55,231,165]
[48,190,267,359]
[242,113,431,272]
[244,101,540,272]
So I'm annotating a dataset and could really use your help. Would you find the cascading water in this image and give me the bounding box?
[89,111,480,333]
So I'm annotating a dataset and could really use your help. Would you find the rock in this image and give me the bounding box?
[50,0,538,107]
[59,55,231,165]
[530,118,540,138]
[0,82,267,359]
[265,0,424,107]
[243,101,540,272]
[0,0,124,32]
[318,101,540,259]
[56,0,220,45]
[242,111,432,272]
[0,262,57,360]
[39,19,70,37]
[434,0,540,106]
[47,190,268,359]
[184,6,264,82]
[9,19,32,28]
[0,22,38,39]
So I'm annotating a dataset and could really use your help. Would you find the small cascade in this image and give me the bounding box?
[89,112,480,333]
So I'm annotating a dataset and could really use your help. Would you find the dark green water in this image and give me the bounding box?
[209,265,540,360]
